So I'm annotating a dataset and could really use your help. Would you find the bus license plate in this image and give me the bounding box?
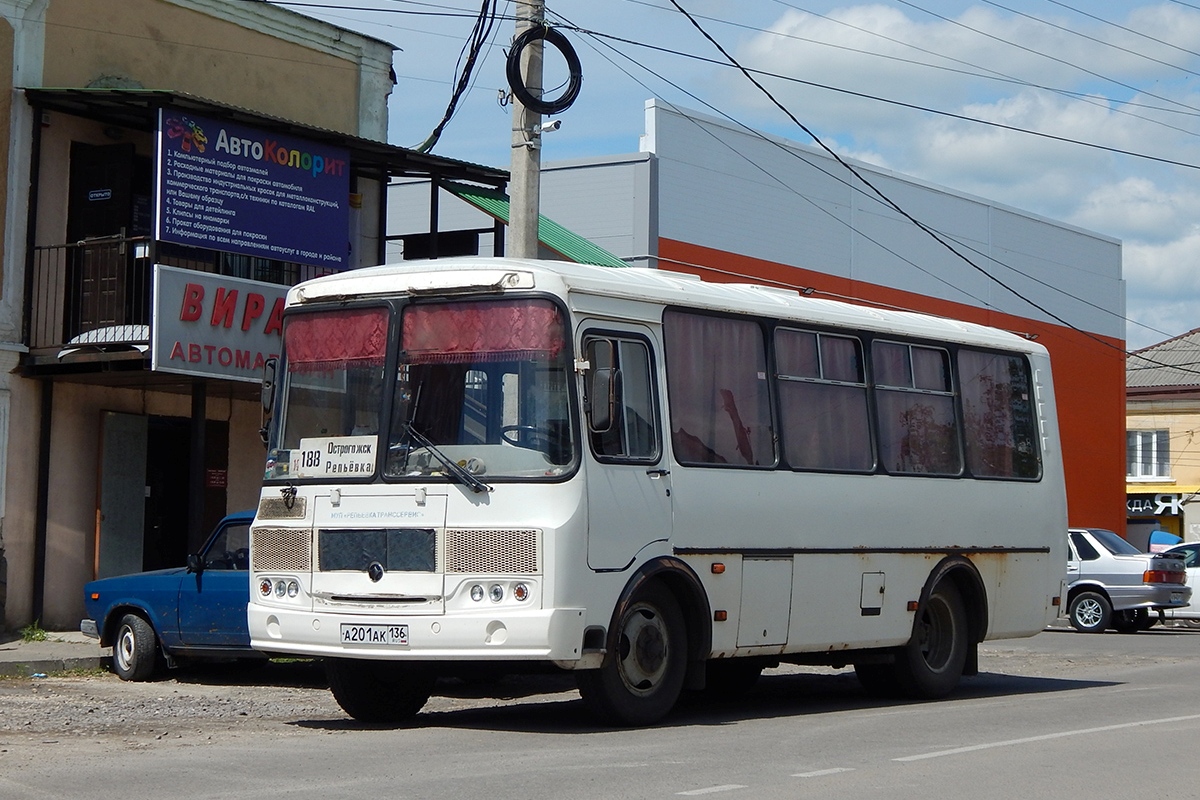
[340,623,409,646]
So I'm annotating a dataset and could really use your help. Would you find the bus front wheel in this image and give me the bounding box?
[894,580,968,698]
[576,582,687,726]
[326,658,435,723]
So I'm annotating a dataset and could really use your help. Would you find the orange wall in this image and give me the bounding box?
[659,238,1127,533]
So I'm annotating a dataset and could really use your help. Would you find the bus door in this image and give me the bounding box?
[581,327,672,570]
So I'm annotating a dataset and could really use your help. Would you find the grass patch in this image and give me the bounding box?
[19,621,47,643]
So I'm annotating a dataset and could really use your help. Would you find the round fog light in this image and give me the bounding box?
[287,580,300,598]
[513,583,530,602]
[489,584,504,603]
[470,584,485,602]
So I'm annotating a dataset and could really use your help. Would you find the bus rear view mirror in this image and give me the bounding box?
[261,357,277,414]
[260,357,277,447]
[586,339,616,433]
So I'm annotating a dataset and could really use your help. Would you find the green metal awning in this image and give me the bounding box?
[443,181,627,268]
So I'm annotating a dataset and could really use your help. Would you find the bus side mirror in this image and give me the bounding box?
[589,369,613,432]
[585,340,616,433]
[260,357,277,447]
[262,357,277,414]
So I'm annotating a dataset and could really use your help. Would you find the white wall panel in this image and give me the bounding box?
[641,102,1122,340]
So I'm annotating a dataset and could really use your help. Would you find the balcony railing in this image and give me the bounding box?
[27,236,328,359]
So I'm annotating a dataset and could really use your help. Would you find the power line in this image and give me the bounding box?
[412,0,504,152]
[1046,0,1200,63]
[654,1,1200,379]
[566,25,1200,171]
[271,2,1199,369]
[894,0,1200,116]
[979,0,1200,81]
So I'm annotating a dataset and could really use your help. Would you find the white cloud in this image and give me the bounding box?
[1072,179,1200,243]
[1124,230,1200,348]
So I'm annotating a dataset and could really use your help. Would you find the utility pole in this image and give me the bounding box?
[509,0,544,258]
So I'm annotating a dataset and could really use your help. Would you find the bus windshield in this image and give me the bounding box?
[265,297,576,482]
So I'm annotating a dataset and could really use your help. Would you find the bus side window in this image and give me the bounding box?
[585,336,659,462]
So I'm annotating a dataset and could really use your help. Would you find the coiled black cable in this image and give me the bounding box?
[506,25,582,115]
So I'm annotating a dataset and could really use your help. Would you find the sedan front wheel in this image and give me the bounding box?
[112,613,159,680]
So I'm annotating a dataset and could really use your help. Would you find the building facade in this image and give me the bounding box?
[0,0,507,630]
[1126,330,1200,546]
[390,100,1127,534]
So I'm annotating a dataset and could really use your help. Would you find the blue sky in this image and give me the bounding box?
[279,1,1200,350]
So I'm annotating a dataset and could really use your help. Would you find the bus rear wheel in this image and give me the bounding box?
[325,658,435,723]
[894,580,968,698]
[576,582,687,726]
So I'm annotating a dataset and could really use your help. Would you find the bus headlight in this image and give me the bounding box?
[470,584,485,602]
[489,584,504,602]
[287,580,300,598]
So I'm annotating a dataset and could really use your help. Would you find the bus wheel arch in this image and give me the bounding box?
[576,558,709,725]
[899,557,984,697]
[925,557,989,675]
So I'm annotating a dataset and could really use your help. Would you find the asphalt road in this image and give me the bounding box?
[3,623,1200,799]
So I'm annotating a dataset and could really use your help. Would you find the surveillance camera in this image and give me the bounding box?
[537,119,562,133]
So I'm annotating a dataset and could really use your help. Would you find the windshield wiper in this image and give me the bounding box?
[403,422,492,494]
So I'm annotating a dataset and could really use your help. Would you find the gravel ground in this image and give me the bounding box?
[0,660,583,743]
[0,634,1183,746]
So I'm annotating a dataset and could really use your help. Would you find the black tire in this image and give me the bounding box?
[704,659,763,699]
[325,659,435,723]
[576,582,687,726]
[112,613,159,681]
[1112,608,1149,634]
[854,661,902,697]
[1068,591,1111,633]
[894,581,968,698]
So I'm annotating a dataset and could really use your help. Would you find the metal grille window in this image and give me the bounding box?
[319,528,437,572]
[1127,430,1170,479]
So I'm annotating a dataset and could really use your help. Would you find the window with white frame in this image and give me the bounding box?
[1127,429,1170,479]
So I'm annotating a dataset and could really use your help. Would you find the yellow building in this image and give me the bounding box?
[0,0,507,629]
[1126,330,1200,547]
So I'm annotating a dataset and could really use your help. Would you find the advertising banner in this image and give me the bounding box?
[151,264,287,383]
[155,108,350,268]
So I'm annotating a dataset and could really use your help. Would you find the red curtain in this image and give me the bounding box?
[402,299,563,363]
[285,307,388,373]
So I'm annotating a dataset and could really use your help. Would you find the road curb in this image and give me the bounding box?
[0,655,107,677]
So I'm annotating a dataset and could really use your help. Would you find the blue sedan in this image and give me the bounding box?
[81,510,262,680]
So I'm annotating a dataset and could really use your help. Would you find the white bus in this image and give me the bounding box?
[248,256,1067,726]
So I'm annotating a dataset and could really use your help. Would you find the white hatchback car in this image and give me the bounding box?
[1066,528,1190,633]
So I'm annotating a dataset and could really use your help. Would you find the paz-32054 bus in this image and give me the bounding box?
[248,256,1067,726]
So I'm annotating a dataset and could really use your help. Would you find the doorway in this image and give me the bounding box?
[96,411,228,576]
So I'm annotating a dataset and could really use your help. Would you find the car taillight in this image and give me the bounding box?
[1144,569,1186,584]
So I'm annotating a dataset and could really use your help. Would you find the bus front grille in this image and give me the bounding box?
[445,529,541,574]
[252,527,312,571]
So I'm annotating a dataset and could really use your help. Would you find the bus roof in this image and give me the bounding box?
[289,257,1046,355]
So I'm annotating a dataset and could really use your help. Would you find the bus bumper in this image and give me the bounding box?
[249,604,588,662]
